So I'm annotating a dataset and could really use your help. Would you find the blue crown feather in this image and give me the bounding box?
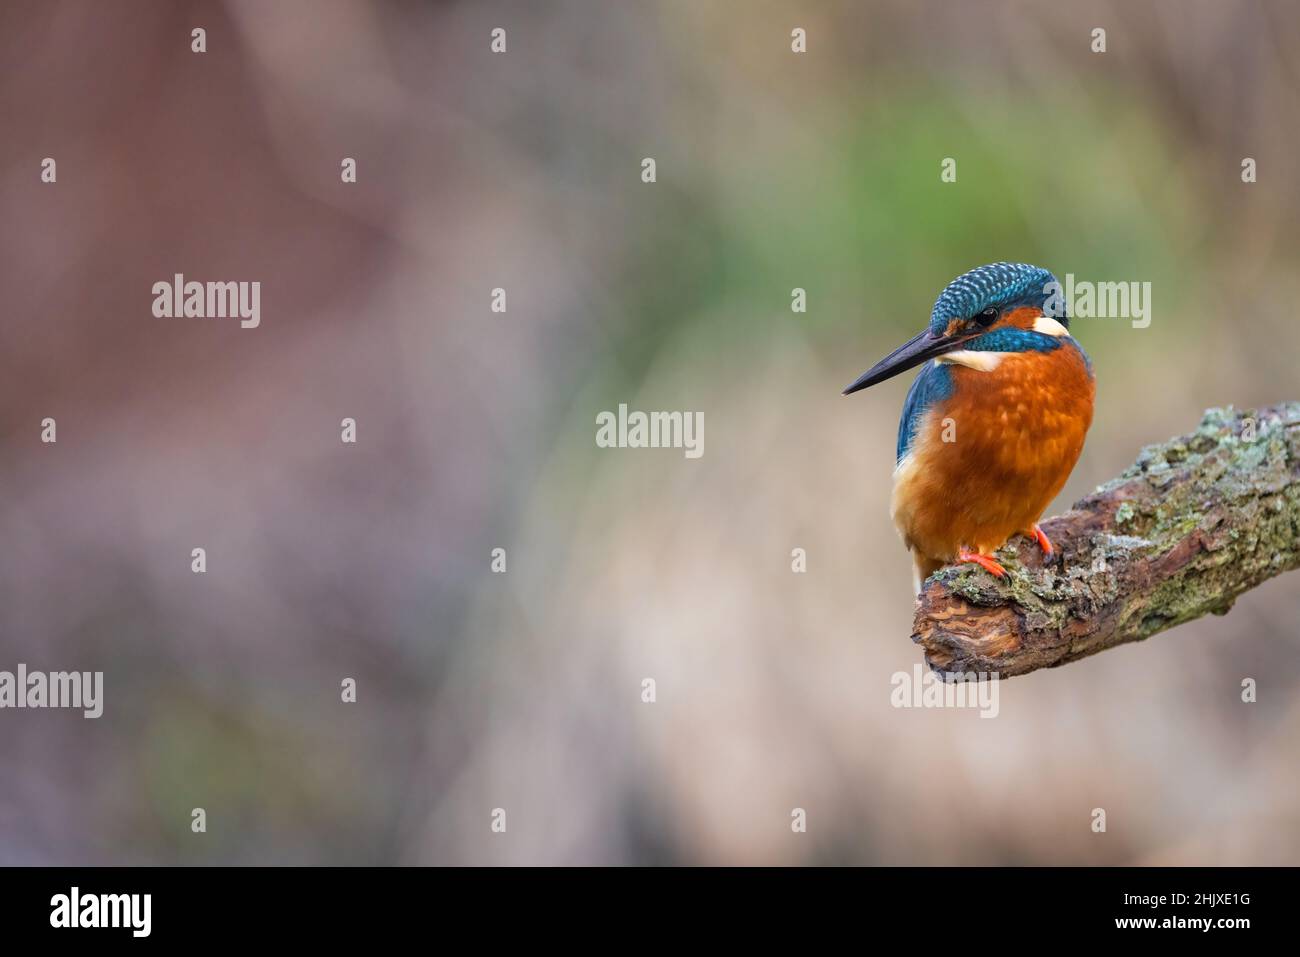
[928,262,1062,334]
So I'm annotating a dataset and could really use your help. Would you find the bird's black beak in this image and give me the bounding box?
[842,328,971,395]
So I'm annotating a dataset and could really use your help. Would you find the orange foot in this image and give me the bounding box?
[1028,524,1054,559]
[956,550,1006,578]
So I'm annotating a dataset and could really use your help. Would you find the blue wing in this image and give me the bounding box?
[896,360,954,464]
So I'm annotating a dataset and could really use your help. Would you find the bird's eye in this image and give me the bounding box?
[974,307,999,328]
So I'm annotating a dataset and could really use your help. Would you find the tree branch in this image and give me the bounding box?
[913,402,1300,678]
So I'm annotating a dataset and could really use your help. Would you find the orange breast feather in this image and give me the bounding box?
[891,342,1094,562]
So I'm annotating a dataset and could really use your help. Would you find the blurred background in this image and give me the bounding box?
[1,0,1298,865]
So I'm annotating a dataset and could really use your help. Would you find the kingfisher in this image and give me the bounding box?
[843,262,1095,592]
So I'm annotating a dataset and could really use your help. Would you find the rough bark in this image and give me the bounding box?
[913,403,1300,678]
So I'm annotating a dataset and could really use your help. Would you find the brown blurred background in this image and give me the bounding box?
[1,0,1297,865]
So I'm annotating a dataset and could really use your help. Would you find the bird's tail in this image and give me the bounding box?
[911,551,944,595]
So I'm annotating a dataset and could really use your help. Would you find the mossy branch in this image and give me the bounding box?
[913,402,1300,678]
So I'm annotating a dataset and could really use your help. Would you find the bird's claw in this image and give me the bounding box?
[956,550,1007,578]
[1028,524,1054,560]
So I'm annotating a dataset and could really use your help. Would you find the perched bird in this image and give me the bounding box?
[843,262,1095,592]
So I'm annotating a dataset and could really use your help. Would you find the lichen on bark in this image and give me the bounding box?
[912,402,1300,677]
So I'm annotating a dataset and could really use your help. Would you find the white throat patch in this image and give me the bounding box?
[936,350,1009,372]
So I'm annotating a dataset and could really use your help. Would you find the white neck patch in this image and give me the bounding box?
[1032,315,1070,337]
